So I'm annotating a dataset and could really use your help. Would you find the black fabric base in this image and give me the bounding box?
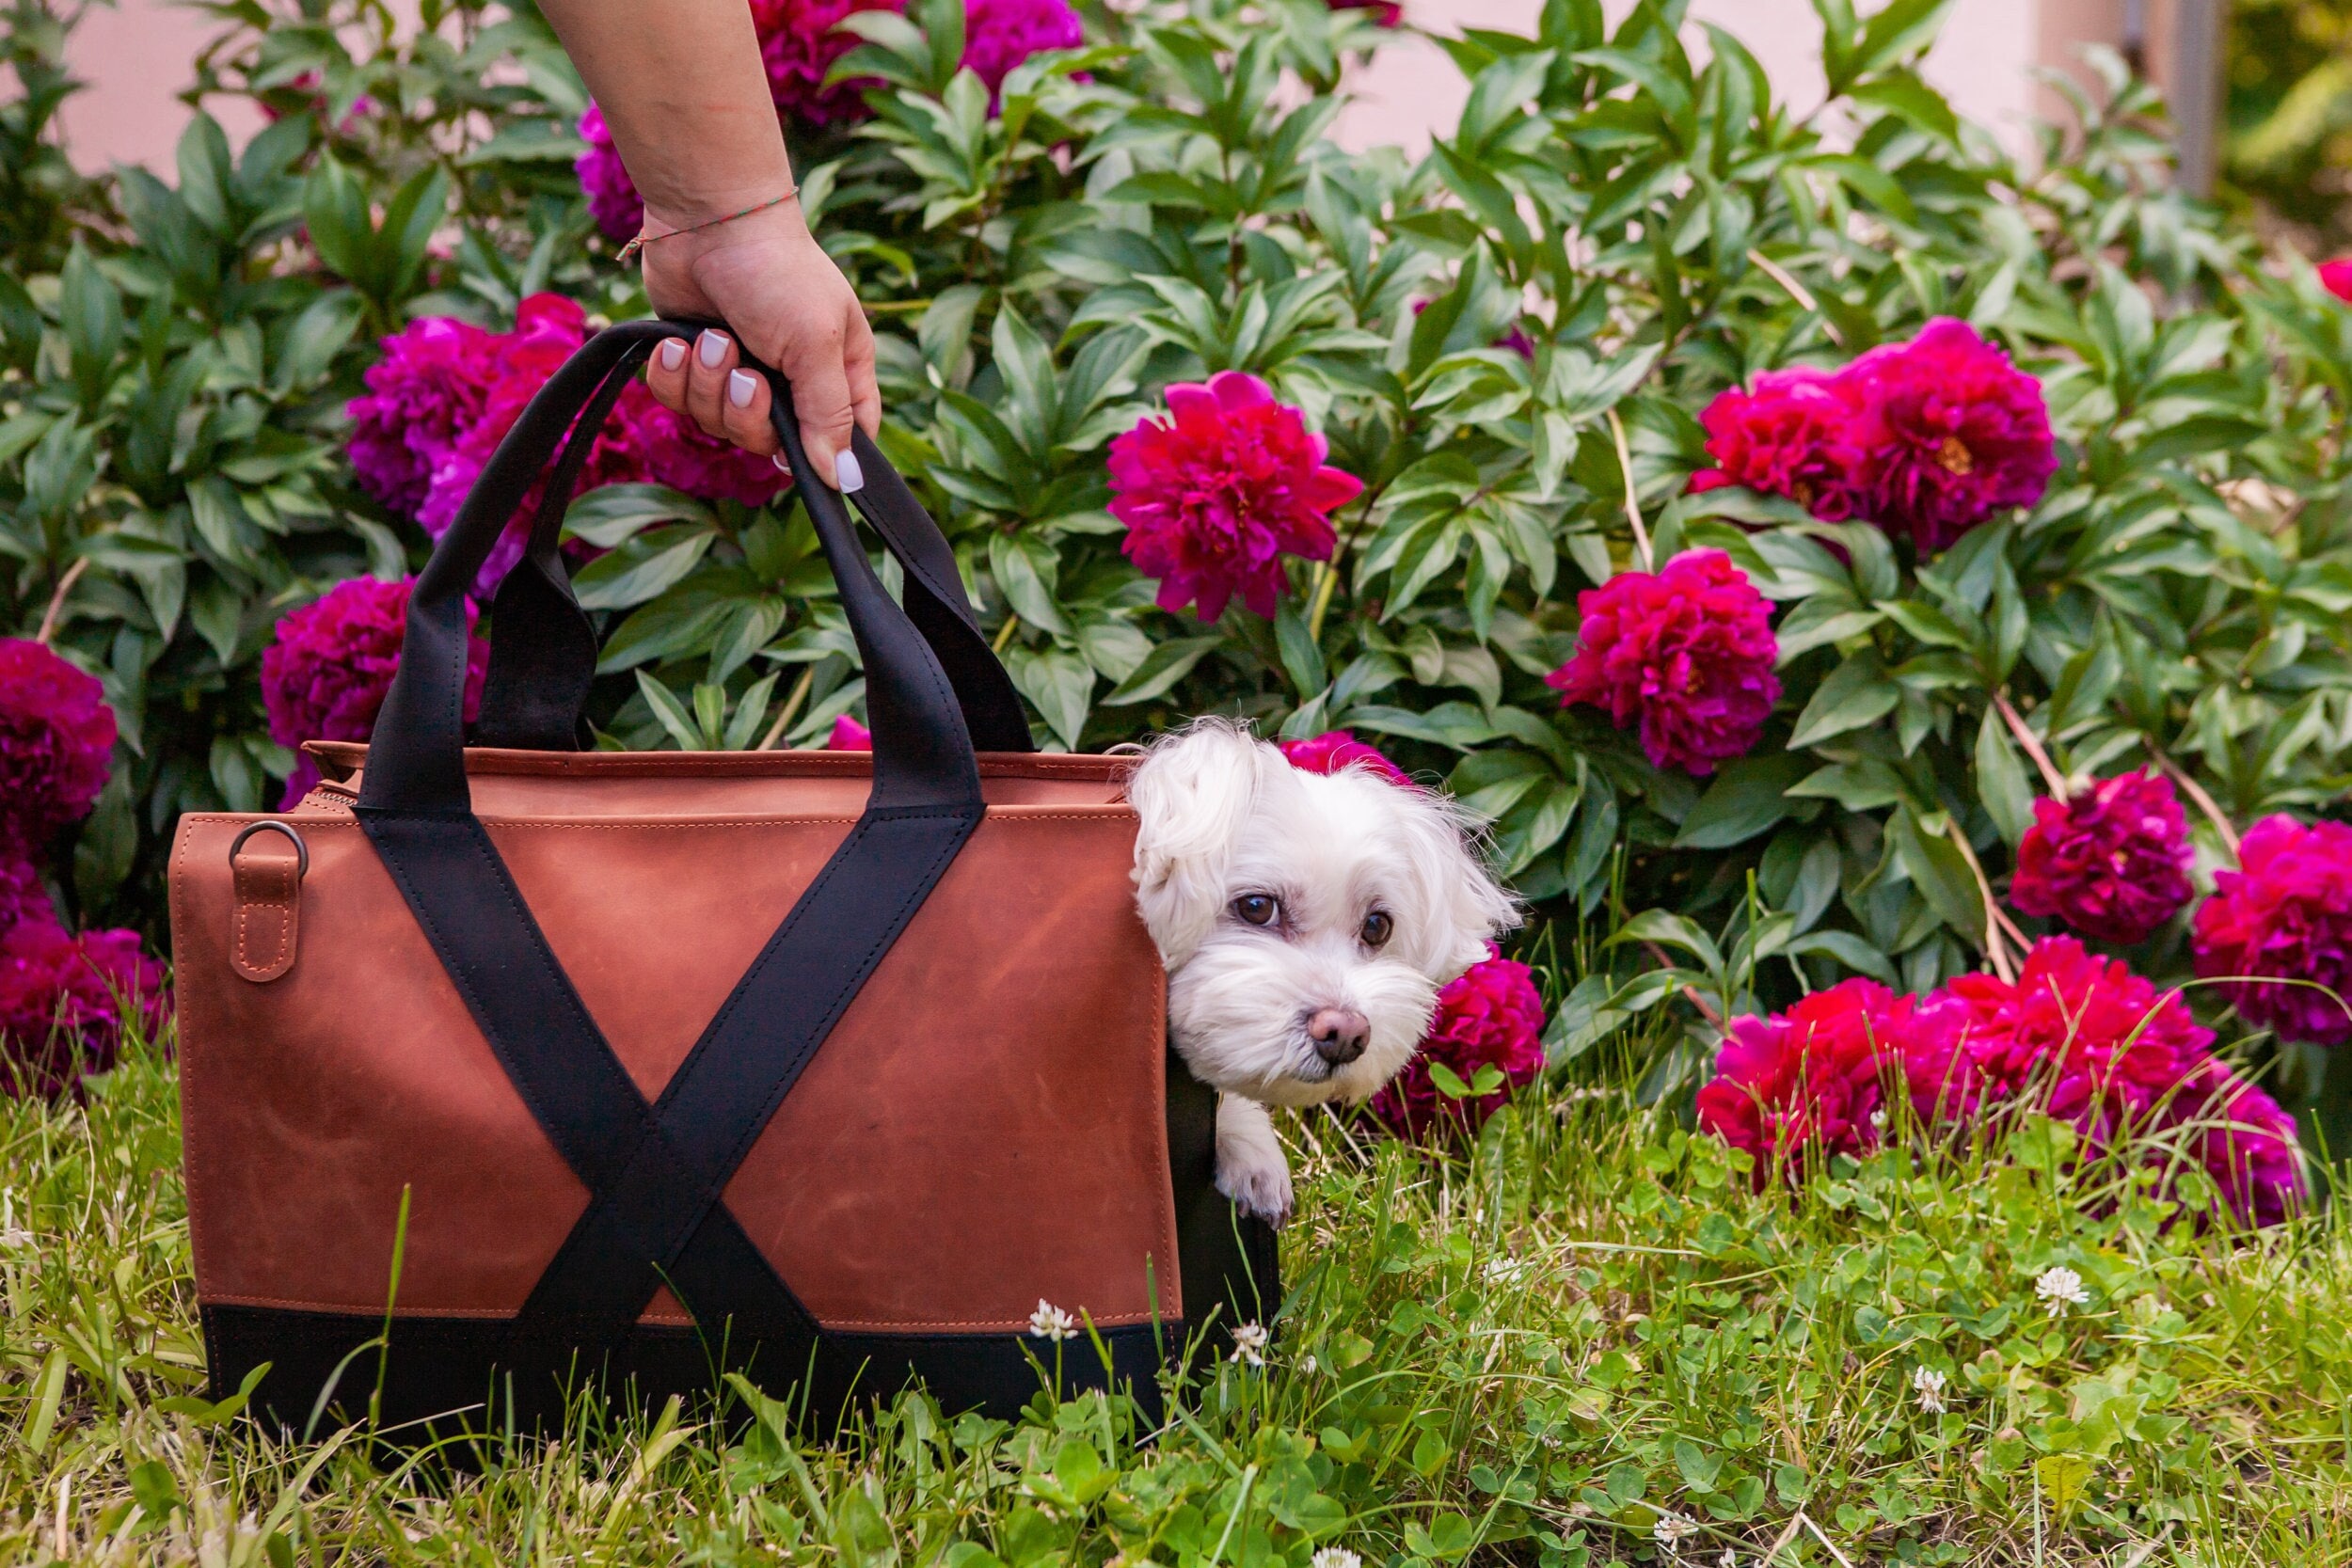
[203,1303,1175,1441]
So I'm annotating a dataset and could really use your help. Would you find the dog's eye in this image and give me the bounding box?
[1360,911,1394,948]
[1232,894,1279,927]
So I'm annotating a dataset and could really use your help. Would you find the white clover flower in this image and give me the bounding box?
[1484,1256,1528,1284]
[1868,1107,1888,1132]
[1912,1366,1947,1414]
[2034,1265,2090,1314]
[1299,1354,1319,1374]
[1028,1299,1077,1341]
[1231,1322,1269,1367]
[1718,1553,1740,1568]
[1311,1549,1361,1568]
[1652,1512,1694,1549]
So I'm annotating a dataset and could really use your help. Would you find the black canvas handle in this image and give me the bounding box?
[360,318,1029,817]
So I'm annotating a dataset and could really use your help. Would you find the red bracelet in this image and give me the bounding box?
[617,186,800,265]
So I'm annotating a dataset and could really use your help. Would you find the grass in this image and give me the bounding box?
[1,1020,2348,1566]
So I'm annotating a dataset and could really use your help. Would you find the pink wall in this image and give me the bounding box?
[64,0,2133,175]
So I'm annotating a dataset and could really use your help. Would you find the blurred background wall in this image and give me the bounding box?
[48,0,2352,252]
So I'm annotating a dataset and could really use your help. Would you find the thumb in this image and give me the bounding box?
[778,324,856,491]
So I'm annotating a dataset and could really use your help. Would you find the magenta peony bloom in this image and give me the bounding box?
[1277,730,1412,788]
[1367,952,1546,1140]
[1839,318,2056,552]
[962,0,1082,95]
[0,919,167,1099]
[750,0,898,124]
[2010,768,2194,945]
[1545,549,1780,776]
[346,316,503,520]
[0,855,51,932]
[2193,814,2352,1046]
[2321,259,2352,304]
[637,400,794,509]
[0,639,115,852]
[262,578,488,808]
[828,714,873,750]
[1697,978,1931,1185]
[2154,1060,2307,1227]
[1109,371,1362,622]
[1327,0,1402,24]
[1936,937,2215,1151]
[1690,367,1867,519]
[576,102,644,245]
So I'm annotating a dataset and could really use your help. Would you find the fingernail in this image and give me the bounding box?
[834,450,865,493]
[697,330,730,369]
[657,339,686,372]
[728,370,757,408]
[771,452,791,472]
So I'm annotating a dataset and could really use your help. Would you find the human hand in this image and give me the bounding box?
[640,200,880,490]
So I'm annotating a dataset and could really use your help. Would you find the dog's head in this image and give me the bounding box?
[1128,721,1519,1108]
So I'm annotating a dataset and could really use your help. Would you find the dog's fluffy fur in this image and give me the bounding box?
[1129,721,1517,1225]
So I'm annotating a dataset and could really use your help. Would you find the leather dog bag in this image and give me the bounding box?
[169,320,1273,1435]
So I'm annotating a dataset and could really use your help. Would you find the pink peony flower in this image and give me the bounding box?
[828,714,873,750]
[2154,1060,2307,1228]
[1367,952,1546,1140]
[1277,730,1411,787]
[750,0,899,124]
[1327,0,1403,24]
[0,918,167,1099]
[1689,367,1866,519]
[2010,768,2194,945]
[1696,978,1926,1185]
[1109,371,1361,622]
[1936,937,2214,1151]
[2320,259,2352,304]
[636,399,794,509]
[261,577,488,809]
[0,855,51,932]
[0,639,115,852]
[962,0,1083,95]
[2193,814,2352,1047]
[1839,319,2056,552]
[576,102,644,245]
[1545,549,1780,775]
[346,315,503,519]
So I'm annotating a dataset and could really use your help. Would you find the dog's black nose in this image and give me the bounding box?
[1308,1007,1371,1065]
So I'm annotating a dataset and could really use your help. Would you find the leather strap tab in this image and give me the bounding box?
[230,838,303,984]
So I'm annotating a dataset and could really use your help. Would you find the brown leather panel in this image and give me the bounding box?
[732,812,1176,1332]
[228,836,303,983]
[171,793,1175,1336]
[173,815,590,1318]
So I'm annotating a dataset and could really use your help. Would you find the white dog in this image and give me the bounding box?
[1127,721,1518,1226]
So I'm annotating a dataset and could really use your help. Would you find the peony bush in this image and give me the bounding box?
[0,0,2349,1175]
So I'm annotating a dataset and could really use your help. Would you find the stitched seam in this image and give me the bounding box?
[817,1310,1161,1331]
[232,876,293,974]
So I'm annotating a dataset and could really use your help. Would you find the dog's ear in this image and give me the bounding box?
[1127,720,1272,966]
[1391,787,1522,981]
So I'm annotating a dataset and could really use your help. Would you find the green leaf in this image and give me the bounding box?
[1274,600,1327,699]
[572,525,717,611]
[1008,644,1094,749]
[635,671,706,752]
[1673,753,1814,849]
[1975,709,2035,846]
[1889,807,1986,946]
[1788,653,1899,750]
[1103,636,1222,705]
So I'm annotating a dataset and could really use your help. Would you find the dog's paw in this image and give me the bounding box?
[1214,1097,1294,1227]
[1216,1148,1294,1227]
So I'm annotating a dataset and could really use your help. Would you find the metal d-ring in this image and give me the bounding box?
[228,819,310,881]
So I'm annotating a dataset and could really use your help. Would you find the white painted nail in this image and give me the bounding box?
[834,450,865,493]
[771,451,791,472]
[728,370,757,409]
[657,339,686,372]
[697,330,730,368]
